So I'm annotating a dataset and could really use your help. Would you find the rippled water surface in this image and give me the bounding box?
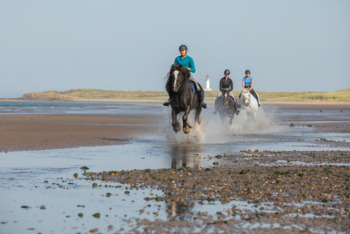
[0,102,349,233]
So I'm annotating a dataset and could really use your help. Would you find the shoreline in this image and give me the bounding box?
[1,99,349,106]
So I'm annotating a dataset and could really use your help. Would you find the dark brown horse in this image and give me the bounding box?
[165,64,203,134]
[215,90,237,125]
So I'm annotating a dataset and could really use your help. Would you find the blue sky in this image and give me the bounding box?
[0,0,349,98]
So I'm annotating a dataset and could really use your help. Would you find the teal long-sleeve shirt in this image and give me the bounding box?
[174,55,196,73]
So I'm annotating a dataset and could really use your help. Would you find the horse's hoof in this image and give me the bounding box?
[172,123,181,132]
[183,127,190,134]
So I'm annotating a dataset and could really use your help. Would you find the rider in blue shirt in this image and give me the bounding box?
[239,70,261,107]
[163,45,207,109]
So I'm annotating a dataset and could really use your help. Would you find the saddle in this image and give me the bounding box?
[188,81,197,95]
[240,89,257,100]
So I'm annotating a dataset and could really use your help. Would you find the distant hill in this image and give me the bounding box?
[20,88,350,102]
[21,89,168,101]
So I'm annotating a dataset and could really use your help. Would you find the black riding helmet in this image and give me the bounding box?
[245,70,251,74]
[224,69,230,75]
[179,45,188,51]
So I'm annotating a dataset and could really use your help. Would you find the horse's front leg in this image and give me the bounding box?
[172,109,181,132]
[229,114,234,125]
[182,107,192,134]
[195,103,202,125]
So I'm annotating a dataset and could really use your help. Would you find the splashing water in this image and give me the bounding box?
[163,109,205,144]
[162,106,279,144]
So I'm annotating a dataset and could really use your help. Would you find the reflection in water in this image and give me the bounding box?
[169,200,195,221]
[166,145,203,220]
[168,144,203,169]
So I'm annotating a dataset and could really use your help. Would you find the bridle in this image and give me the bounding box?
[172,69,185,92]
[243,89,251,106]
[173,70,179,91]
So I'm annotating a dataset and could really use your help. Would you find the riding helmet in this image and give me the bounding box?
[224,69,230,75]
[245,70,251,74]
[179,45,188,51]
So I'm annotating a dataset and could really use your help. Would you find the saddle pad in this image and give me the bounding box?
[188,81,197,95]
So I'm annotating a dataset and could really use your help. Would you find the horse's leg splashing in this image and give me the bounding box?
[229,117,233,125]
[172,109,181,132]
[182,107,193,134]
[195,104,202,125]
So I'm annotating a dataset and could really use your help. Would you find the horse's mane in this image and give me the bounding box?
[165,64,191,95]
[243,88,251,93]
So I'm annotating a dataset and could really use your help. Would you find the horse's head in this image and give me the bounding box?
[221,90,230,105]
[169,64,190,92]
[242,88,251,106]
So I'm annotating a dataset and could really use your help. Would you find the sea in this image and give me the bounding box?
[0,101,162,115]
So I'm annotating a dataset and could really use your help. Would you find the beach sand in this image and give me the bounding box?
[0,103,349,152]
[0,114,160,152]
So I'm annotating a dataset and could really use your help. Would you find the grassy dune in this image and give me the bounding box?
[22,89,168,101]
[21,88,350,102]
[205,88,350,102]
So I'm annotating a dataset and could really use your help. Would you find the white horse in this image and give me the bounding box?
[238,88,259,118]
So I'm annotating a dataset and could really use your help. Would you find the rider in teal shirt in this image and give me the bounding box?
[174,55,196,73]
[163,45,207,109]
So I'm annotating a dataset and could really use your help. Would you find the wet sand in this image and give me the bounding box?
[0,114,161,152]
[87,150,350,233]
[0,103,349,152]
[0,103,349,233]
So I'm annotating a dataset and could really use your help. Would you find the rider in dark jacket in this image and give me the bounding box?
[163,45,207,109]
[219,76,233,93]
[213,69,240,114]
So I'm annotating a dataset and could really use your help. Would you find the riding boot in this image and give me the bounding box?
[198,91,207,109]
[234,98,240,115]
[256,93,261,107]
[234,102,240,115]
[163,99,171,107]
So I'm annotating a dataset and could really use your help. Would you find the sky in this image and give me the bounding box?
[0,0,349,98]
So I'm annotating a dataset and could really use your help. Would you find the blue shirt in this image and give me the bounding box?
[242,76,253,87]
[174,55,196,73]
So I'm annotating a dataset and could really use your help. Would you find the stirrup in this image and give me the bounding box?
[163,101,170,107]
[201,102,207,109]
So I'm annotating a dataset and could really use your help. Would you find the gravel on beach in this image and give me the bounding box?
[84,150,350,233]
